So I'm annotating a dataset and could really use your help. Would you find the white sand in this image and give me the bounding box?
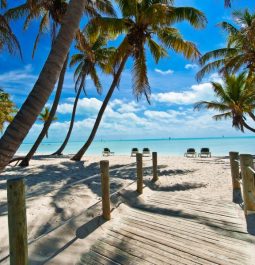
[0,155,233,261]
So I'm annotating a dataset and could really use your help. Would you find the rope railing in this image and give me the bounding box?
[229,152,255,215]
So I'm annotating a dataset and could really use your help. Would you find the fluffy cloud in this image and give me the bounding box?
[185,64,198,70]
[57,97,102,115]
[151,82,214,105]
[155,68,174,75]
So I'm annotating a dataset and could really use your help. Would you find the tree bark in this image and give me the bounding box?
[51,82,83,156]
[71,53,129,161]
[19,53,69,167]
[0,0,86,171]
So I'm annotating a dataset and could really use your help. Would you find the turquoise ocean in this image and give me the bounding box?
[17,137,255,156]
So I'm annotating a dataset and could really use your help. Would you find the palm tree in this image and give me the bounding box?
[52,30,115,155]
[194,72,255,133]
[0,89,16,133]
[0,0,87,171]
[9,0,115,166]
[0,2,22,57]
[197,9,255,81]
[71,0,207,161]
[38,107,57,138]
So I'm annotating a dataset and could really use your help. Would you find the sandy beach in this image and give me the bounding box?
[0,154,235,262]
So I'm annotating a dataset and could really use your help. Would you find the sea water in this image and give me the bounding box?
[17,137,255,156]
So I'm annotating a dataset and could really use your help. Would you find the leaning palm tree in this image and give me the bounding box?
[38,107,57,138]
[197,9,255,81]
[52,30,115,155]
[9,0,115,166]
[194,72,255,133]
[0,0,86,171]
[71,0,207,161]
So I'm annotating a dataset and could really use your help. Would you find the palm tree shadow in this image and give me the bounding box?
[37,215,106,264]
[145,180,207,192]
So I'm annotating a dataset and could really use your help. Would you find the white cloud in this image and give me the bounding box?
[57,97,102,115]
[155,68,174,75]
[185,64,198,70]
[152,82,214,105]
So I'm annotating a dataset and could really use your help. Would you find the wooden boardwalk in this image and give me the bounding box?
[78,190,254,265]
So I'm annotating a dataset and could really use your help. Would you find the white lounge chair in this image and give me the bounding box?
[142,148,151,157]
[198,148,211,158]
[102,148,114,156]
[184,148,196,157]
[131,148,139,157]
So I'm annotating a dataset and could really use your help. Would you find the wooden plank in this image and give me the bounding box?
[121,217,246,263]
[146,198,245,226]
[91,240,153,265]
[109,227,215,265]
[123,210,249,248]
[149,196,242,217]
[121,214,248,256]
[117,221,242,265]
[136,201,246,232]
[107,230,201,265]
[99,235,173,265]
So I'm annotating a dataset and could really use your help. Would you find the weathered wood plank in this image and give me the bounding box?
[123,210,249,249]
[107,230,202,265]
[117,221,243,265]
[120,217,246,263]
[109,227,215,265]
[91,240,153,265]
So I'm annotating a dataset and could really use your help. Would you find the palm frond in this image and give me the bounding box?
[218,22,238,35]
[132,46,150,102]
[89,67,102,94]
[196,59,225,81]
[0,15,22,58]
[167,7,207,29]
[32,13,49,57]
[213,112,232,120]
[158,27,200,60]
[147,38,168,63]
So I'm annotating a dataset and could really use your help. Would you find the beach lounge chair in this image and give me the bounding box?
[184,148,196,157]
[102,148,114,156]
[131,148,139,157]
[142,148,151,157]
[198,148,211,158]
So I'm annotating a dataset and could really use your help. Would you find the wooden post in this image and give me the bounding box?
[152,152,158,182]
[240,154,255,215]
[136,153,143,194]
[100,160,111,220]
[229,152,241,202]
[7,177,28,265]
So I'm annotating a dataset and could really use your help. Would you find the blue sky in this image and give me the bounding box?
[1,0,254,143]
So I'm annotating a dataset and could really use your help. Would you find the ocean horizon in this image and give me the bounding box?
[17,136,255,156]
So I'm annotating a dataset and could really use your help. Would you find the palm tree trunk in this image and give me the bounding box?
[51,83,83,156]
[71,54,130,161]
[19,53,69,167]
[0,0,85,172]
[241,119,255,133]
